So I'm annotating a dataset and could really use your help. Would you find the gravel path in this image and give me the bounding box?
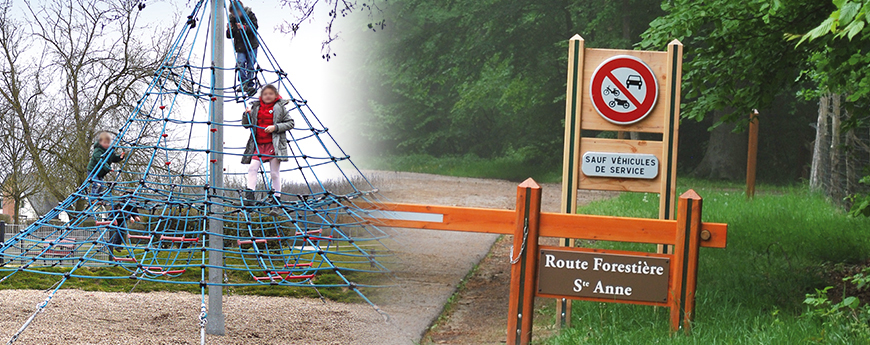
[0,171,610,344]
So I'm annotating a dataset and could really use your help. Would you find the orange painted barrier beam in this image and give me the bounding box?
[362,203,727,248]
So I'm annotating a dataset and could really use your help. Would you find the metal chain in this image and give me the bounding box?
[199,303,207,345]
[199,303,208,328]
[509,218,530,265]
[7,297,51,345]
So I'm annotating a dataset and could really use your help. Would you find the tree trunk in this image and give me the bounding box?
[12,197,20,224]
[691,109,747,180]
[846,125,856,199]
[830,94,841,198]
[810,94,830,190]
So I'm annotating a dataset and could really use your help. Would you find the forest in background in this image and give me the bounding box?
[354,0,870,202]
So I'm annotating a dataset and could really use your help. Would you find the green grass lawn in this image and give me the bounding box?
[0,243,384,303]
[544,179,870,344]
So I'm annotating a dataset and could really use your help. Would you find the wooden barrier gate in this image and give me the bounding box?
[364,179,727,345]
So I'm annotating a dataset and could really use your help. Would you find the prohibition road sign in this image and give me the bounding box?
[589,55,658,125]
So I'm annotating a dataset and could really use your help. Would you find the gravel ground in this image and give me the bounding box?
[0,171,610,345]
[0,289,399,345]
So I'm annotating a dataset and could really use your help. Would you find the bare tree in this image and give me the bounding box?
[0,1,43,221]
[0,106,40,224]
[0,0,175,208]
[277,0,385,60]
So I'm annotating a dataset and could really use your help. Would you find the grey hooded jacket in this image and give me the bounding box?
[241,99,294,164]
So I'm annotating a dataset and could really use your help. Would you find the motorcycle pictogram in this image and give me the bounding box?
[608,98,631,109]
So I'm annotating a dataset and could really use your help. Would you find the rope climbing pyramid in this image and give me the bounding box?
[0,1,390,343]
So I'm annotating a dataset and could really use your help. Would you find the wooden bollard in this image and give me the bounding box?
[669,190,703,333]
[746,109,759,198]
[506,178,542,345]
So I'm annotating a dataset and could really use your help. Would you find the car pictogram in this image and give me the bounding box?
[626,75,643,89]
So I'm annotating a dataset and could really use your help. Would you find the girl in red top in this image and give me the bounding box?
[241,85,294,212]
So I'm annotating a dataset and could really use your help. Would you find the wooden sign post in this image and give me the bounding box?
[507,180,542,344]
[558,35,683,326]
[362,179,727,344]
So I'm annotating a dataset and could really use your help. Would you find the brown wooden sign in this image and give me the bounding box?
[537,247,669,303]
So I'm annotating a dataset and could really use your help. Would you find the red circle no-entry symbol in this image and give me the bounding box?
[589,55,659,125]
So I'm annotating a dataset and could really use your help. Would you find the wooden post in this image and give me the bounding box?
[746,109,759,198]
[657,39,683,255]
[669,190,702,333]
[557,34,585,328]
[507,178,542,345]
[660,39,682,221]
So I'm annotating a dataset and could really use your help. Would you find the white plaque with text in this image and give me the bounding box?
[581,152,659,179]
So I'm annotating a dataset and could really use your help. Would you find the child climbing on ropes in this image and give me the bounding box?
[241,84,294,216]
[107,195,141,254]
[226,0,259,96]
[86,132,125,203]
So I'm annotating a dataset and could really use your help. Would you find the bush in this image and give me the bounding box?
[0,214,11,224]
[804,268,870,342]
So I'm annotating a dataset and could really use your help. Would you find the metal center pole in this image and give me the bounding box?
[206,0,226,336]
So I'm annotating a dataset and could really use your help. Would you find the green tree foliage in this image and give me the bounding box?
[366,0,663,165]
[800,0,870,101]
[640,0,832,123]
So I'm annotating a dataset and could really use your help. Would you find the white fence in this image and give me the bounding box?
[1,222,113,267]
[809,93,870,209]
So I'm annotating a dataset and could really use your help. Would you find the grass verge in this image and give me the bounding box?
[0,265,368,302]
[425,259,484,336]
[0,244,382,303]
[545,180,870,344]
